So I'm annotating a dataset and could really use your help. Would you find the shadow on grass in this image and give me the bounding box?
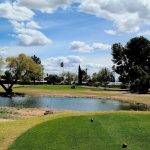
[0,92,25,97]
[90,87,129,92]
[90,87,150,94]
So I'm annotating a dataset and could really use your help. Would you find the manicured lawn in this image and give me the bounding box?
[0,113,73,150]
[14,85,88,91]
[9,113,150,150]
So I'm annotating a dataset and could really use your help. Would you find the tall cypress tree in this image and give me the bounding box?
[78,65,82,85]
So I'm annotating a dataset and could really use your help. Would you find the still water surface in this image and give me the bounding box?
[0,96,131,111]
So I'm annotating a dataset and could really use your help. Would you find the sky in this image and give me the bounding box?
[0,0,150,76]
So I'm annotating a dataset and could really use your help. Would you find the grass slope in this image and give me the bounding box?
[0,113,75,150]
[9,113,150,150]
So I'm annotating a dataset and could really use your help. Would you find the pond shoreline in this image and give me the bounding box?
[0,106,79,120]
[11,91,150,108]
[0,92,149,111]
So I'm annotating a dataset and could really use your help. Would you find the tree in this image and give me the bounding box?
[78,65,82,85]
[95,68,115,89]
[60,62,64,73]
[63,72,77,84]
[44,74,63,85]
[60,62,64,83]
[31,55,43,85]
[112,36,150,93]
[1,71,13,86]
[92,72,98,83]
[0,53,44,95]
[31,55,41,64]
[81,69,90,82]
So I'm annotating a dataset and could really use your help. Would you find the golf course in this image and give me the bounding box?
[0,85,149,150]
[8,112,150,150]
[1,0,150,149]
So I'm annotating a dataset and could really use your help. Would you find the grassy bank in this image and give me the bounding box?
[9,85,150,105]
[0,112,73,150]
[8,112,150,150]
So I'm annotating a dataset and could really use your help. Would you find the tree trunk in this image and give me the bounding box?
[0,76,18,96]
[34,79,35,85]
[0,82,13,95]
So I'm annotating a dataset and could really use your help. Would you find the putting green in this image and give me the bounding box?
[9,113,150,150]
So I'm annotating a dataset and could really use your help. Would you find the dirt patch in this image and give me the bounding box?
[0,119,14,122]
[0,107,77,120]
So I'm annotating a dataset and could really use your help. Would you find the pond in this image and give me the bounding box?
[0,96,134,111]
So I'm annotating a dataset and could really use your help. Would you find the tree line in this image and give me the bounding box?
[0,36,149,95]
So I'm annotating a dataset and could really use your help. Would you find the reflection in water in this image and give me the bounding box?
[0,96,148,111]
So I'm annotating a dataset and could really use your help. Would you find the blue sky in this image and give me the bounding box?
[0,0,150,75]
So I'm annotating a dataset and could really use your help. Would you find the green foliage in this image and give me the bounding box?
[60,62,64,68]
[0,108,16,119]
[112,36,150,93]
[0,53,44,94]
[92,68,115,86]
[63,72,78,84]
[0,108,8,114]
[9,114,150,150]
[78,66,90,85]
[1,71,13,84]
[44,74,63,84]
[30,55,43,84]
[78,65,82,85]
[6,53,38,79]
[81,69,90,82]
[31,55,41,64]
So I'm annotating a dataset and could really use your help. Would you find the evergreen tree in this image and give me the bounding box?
[112,36,150,93]
[78,65,82,85]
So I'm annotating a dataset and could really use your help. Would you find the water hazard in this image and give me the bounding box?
[0,96,136,111]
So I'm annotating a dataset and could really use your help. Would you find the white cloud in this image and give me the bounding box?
[10,20,51,46]
[16,0,150,34]
[17,0,73,13]
[42,55,113,75]
[138,30,150,37]
[26,21,41,29]
[0,2,50,47]
[70,41,93,53]
[104,30,117,35]
[78,0,150,34]
[1,0,150,35]
[0,2,34,21]
[10,20,41,29]
[17,29,51,46]
[43,55,83,74]
[70,41,111,53]
[92,43,111,50]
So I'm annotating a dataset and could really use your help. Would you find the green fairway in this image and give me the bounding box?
[9,113,150,150]
[14,85,88,91]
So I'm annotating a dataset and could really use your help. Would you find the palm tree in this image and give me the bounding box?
[31,55,41,64]
[60,62,64,74]
[60,62,64,83]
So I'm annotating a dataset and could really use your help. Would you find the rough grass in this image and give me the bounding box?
[0,108,18,119]
[9,112,150,150]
